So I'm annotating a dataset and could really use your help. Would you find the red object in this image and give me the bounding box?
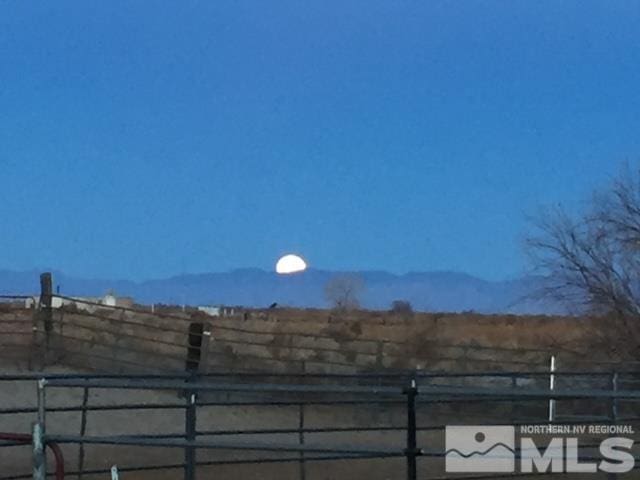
[0,432,65,480]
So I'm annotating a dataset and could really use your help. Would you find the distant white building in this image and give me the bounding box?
[102,294,117,307]
[196,305,238,317]
[197,306,220,316]
[25,296,65,309]
[25,294,133,311]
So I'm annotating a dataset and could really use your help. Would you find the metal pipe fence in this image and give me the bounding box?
[2,284,640,477]
[1,370,640,480]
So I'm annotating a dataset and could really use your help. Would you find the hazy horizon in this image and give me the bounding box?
[0,265,550,313]
[0,264,536,284]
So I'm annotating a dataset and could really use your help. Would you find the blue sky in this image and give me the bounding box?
[1,1,639,281]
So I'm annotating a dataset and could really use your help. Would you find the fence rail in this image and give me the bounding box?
[1,370,640,480]
[1,279,639,478]
[0,290,601,377]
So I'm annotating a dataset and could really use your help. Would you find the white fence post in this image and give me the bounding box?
[548,355,556,423]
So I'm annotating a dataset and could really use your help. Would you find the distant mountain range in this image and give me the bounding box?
[0,268,559,315]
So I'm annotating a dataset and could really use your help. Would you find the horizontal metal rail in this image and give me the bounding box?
[47,434,404,456]
[0,398,406,415]
[3,369,640,380]
[39,376,640,400]
[44,377,404,394]
[3,371,639,480]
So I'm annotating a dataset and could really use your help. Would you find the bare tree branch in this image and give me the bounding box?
[525,167,640,357]
[324,275,365,311]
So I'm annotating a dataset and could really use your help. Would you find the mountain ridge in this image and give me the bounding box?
[0,268,556,315]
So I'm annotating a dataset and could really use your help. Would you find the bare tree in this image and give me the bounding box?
[324,275,365,310]
[526,166,640,356]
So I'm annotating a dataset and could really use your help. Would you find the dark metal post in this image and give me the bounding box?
[405,375,419,480]
[77,386,90,480]
[37,379,47,431]
[184,376,197,480]
[298,403,306,480]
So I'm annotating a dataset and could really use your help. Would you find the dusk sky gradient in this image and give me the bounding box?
[1,1,639,281]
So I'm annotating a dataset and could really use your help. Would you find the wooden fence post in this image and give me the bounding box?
[186,322,206,373]
[199,323,212,374]
[39,273,53,367]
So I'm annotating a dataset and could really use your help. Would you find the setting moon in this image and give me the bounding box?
[276,254,307,274]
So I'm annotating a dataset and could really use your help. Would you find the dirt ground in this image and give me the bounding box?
[0,366,629,480]
[0,367,431,480]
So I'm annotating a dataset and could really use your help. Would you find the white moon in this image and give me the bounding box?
[276,254,307,274]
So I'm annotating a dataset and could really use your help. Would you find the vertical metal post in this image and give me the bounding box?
[37,379,47,430]
[34,379,47,480]
[77,386,90,480]
[610,371,619,423]
[608,371,619,480]
[29,297,39,371]
[184,377,197,480]
[32,422,45,480]
[405,375,419,480]
[510,374,518,423]
[548,355,556,423]
[298,403,306,480]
